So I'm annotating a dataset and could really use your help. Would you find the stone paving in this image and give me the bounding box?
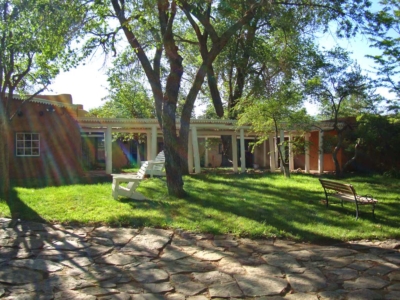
[0,218,399,300]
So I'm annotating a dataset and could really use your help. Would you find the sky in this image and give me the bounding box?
[47,3,388,115]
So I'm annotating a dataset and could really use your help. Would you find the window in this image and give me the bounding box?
[16,133,40,156]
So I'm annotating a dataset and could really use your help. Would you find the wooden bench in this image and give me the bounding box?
[319,179,378,220]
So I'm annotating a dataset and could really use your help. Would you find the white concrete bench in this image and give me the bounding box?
[112,161,149,200]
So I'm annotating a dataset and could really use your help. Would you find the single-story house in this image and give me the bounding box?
[5,94,349,183]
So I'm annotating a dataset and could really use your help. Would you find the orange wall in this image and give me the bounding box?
[8,99,84,184]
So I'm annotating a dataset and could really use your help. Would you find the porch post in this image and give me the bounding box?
[188,131,193,173]
[305,133,310,173]
[192,126,201,174]
[146,130,151,161]
[204,137,209,168]
[240,128,245,173]
[280,130,285,172]
[151,125,157,160]
[318,130,324,174]
[105,126,112,174]
[269,133,276,172]
[289,134,294,171]
[137,142,141,166]
[231,133,238,172]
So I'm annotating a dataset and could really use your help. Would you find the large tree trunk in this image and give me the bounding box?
[332,130,344,177]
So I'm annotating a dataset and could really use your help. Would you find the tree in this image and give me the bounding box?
[0,0,86,200]
[366,0,400,107]
[305,47,379,176]
[89,0,372,197]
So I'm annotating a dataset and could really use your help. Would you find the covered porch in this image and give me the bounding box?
[77,118,332,175]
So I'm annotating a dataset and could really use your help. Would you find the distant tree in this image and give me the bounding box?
[305,47,381,176]
[366,0,400,109]
[236,80,313,178]
[0,0,86,200]
[355,113,400,174]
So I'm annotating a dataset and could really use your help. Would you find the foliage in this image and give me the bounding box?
[366,0,400,107]
[1,173,399,242]
[305,47,381,176]
[355,113,400,172]
[0,0,86,199]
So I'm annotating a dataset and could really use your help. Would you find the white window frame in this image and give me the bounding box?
[15,133,40,157]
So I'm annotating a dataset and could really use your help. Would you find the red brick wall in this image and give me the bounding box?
[8,99,84,184]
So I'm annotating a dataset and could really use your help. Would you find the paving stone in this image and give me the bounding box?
[121,228,172,257]
[165,293,185,300]
[131,294,166,300]
[327,268,359,281]
[5,292,54,300]
[90,227,137,245]
[343,276,390,290]
[186,296,208,300]
[387,283,400,291]
[174,281,207,296]
[160,258,215,274]
[287,268,327,292]
[85,244,114,257]
[217,257,245,275]
[243,264,284,277]
[364,263,397,276]
[170,274,192,283]
[262,252,303,271]
[54,290,97,299]
[97,292,132,299]
[160,245,189,261]
[0,266,44,284]
[346,289,383,299]
[234,274,288,296]
[388,270,400,281]
[8,258,64,272]
[384,291,400,299]
[284,292,319,299]
[45,240,90,250]
[318,289,347,299]
[90,236,114,246]
[60,256,93,268]
[142,282,174,293]
[117,282,143,294]
[193,250,226,261]
[347,260,374,271]
[209,281,243,298]
[212,239,239,248]
[96,253,142,266]
[288,250,313,261]
[384,254,400,265]
[130,263,169,283]
[80,287,120,296]
[192,270,233,284]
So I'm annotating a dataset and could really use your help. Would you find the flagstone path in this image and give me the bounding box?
[0,218,399,299]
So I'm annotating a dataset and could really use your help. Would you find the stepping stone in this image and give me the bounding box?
[262,253,303,270]
[60,257,93,268]
[130,263,169,283]
[160,245,189,261]
[285,292,319,299]
[327,268,358,281]
[85,244,114,257]
[234,274,288,296]
[318,289,347,299]
[193,250,226,261]
[388,270,400,281]
[9,258,63,272]
[209,281,243,298]
[0,266,43,284]
[343,276,389,290]
[218,257,245,275]
[192,270,233,285]
[121,228,172,257]
[45,240,90,250]
[142,282,174,293]
[95,252,142,266]
[243,264,283,277]
[346,289,383,300]
[287,269,327,292]
[79,287,119,297]
[131,294,166,300]
[174,281,207,296]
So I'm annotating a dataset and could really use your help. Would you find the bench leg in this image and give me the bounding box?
[355,202,359,220]
[130,191,146,201]
[112,180,119,200]
[372,204,376,219]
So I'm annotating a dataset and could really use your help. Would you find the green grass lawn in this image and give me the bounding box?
[1,171,399,242]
